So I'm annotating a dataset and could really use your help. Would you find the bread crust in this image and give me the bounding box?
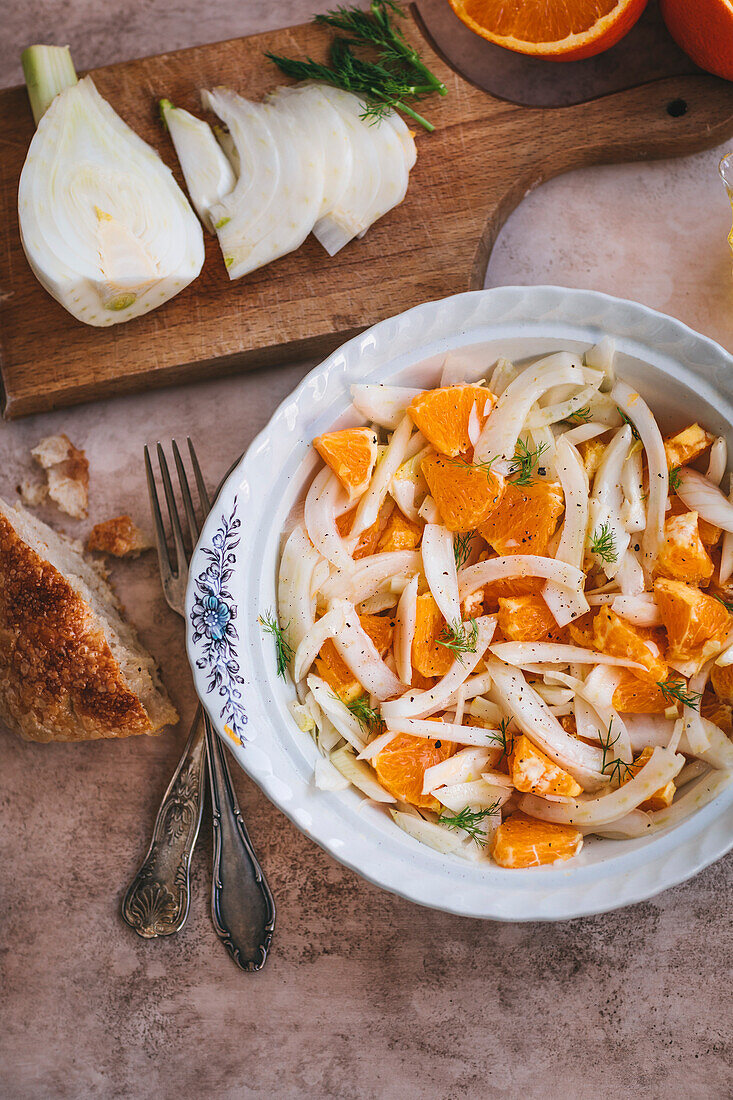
[88,515,152,558]
[0,511,155,742]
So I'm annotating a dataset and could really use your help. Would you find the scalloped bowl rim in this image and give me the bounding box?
[186,286,733,921]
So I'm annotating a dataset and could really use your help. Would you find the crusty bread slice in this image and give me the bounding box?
[0,498,178,742]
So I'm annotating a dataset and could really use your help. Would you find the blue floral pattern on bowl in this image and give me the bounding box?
[189,496,247,743]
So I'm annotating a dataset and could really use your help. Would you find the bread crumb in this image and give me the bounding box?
[88,515,152,558]
[18,477,49,507]
[31,434,89,519]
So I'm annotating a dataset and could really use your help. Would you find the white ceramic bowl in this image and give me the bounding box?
[186,286,733,920]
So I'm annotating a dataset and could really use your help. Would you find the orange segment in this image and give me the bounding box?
[625,747,676,811]
[338,497,394,559]
[376,508,422,553]
[663,423,714,469]
[375,732,454,811]
[482,574,545,611]
[490,813,583,869]
[411,593,454,678]
[449,0,647,60]
[314,427,378,501]
[509,734,582,797]
[407,384,495,458]
[421,453,504,532]
[497,595,568,643]
[613,671,669,714]
[702,691,733,732]
[593,606,667,683]
[315,613,394,702]
[654,578,730,663]
[668,494,721,548]
[579,439,606,481]
[655,512,714,585]
[711,663,733,706]
[479,481,564,556]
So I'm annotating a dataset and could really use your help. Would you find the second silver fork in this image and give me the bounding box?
[121,440,275,971]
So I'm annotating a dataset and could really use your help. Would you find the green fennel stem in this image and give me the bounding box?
[21,44,78,127]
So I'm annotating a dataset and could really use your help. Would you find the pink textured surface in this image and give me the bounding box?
[1,2,731,1097]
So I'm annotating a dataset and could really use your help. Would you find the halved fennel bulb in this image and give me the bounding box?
[18,54,204,327]
[163,81,416,277]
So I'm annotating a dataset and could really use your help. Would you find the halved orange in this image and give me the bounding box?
[314,427,378,501]
[478,480,564,556]
[407,385,495,458]
[316,613,394,702]
[655,512,714,585]
[375,732,454,811]
[593,606,667,683]
[497,594,568,643]
[654,578,730,663]
[421,453,504,532]
[411,593,454,677]
[448,0,648,61]
[490,813,583,869]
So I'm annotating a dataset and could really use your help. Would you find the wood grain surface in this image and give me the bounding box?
[2,11,733,418]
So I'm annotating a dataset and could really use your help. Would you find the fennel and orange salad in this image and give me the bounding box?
[268,344,733,868]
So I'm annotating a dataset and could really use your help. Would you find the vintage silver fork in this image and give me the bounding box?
[121,440,275,971]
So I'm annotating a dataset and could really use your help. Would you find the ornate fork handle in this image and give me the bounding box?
[122,708,206,938]
[206,716,276,971]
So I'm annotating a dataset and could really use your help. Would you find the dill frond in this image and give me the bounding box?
[598,720,634,785]
[589,521,617,564]
[565,405,592,425]
[453,531,476,569]
[266,1,446,131]
[437,618,478,664]
[437,802,501,845]
[669,466,682,493]
[617,407,641,441]
[487,716,514,760]
[712,593,733,614]
[259,610,294,678]
[347,694,385,735]
[657,677,702,710]
[509,438,548,486]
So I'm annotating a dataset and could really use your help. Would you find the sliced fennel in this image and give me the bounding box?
[163,81,416,277]
[159,99,236,232]
[18,47,204,326]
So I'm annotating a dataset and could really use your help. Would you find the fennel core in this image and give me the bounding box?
[266,1,447,132]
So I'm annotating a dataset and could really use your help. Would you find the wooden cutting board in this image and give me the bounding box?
[1,11,733,418]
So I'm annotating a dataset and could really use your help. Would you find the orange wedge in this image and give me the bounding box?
[490,813,583,868]
[314,427,378,501]
[479,480,564,556]
[421,453,504,532]
[407,385,495,458]
[509,734,582,797]
[411,593,454,677]
[375,732,454,811]
[654,578,730,663]
[448,0,648,60]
